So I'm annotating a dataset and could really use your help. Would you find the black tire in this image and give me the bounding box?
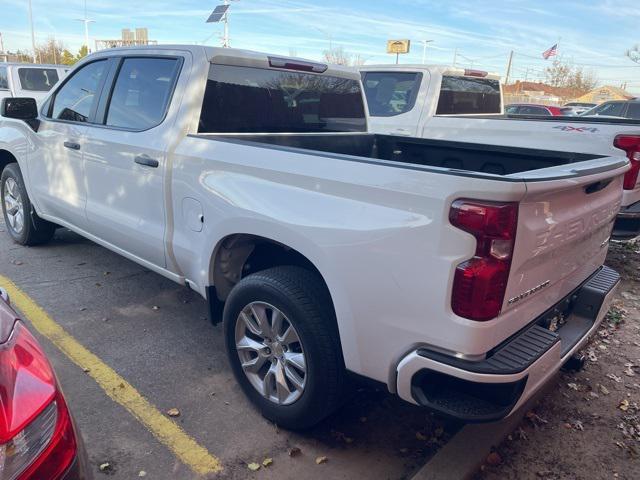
[223,266,346,430]
[1,163,56,246]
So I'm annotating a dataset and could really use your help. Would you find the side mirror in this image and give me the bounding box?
[1,98,40,131]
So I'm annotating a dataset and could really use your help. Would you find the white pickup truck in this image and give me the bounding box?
[361,65,640,239]
[0,63,68,103]
[0,46,625,428]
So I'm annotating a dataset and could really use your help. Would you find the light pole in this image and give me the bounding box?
[76,0,94,53]
[28,0,37,62]
[419,39,433,64]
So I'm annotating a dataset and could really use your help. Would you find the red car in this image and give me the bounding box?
[506,103,574,116]
[0,288,90,480]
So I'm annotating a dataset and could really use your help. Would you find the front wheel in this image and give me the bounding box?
[223,266,346,430]
[1,163,56,246]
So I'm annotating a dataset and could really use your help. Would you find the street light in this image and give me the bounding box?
[28,0,37,62]
[419,39,433,64]
[75,0,94,52]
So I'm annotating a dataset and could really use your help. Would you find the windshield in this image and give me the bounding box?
[198,64,366,133]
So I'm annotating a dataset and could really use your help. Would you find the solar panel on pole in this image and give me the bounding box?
[207,4,229,23]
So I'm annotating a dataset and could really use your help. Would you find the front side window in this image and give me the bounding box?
[18,68,59,92]
[362,72,421,117]
[0,67,8,90]
[198,64,366,133]
[106,57,181,130]
[436,75,501,115]
[50,60,107,123]
[505,105,520,114]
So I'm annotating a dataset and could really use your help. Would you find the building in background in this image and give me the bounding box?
[574,86,635,104]
[95,27,157,50]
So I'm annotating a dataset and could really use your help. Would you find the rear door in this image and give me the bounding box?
[503,157,627,316]
[82,55,184,267]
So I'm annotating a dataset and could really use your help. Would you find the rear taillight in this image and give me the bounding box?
[614,135,640,190]
[449,200,518,321]
[0,321,77,480]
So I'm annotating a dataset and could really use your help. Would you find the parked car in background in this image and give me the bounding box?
[0,45,627,428]
[506,104,574,116]
[563,102,597,115]
[581,100,640,120]
[0,288,90,479]
[359,64,640,240]
[0,63,68,103]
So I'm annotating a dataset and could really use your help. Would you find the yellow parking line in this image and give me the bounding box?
[0,274,222,476]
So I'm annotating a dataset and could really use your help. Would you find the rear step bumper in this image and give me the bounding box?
[613,200,640,240]
[395,266,620,422]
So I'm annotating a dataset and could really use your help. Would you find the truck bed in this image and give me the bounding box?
[196,133,608,177]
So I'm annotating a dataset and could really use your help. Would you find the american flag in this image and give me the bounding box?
[542,44,558,60]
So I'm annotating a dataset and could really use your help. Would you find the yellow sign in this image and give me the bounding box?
[387,40,411,54]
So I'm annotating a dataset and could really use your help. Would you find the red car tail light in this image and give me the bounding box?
[449,200,519,321]
[0,320,77,480]
[614,135,640,190]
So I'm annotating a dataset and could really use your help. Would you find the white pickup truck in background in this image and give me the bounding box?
[0,63,68,103]
[0,46,625,428]
[360,65,640,239]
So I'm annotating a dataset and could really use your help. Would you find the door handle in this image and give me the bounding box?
[134,155,159,168]
[63,141,81,151]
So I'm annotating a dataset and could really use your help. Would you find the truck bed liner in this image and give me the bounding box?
[196,133,607,177]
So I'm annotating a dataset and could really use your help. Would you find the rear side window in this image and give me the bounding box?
[106,57,181,130]
[50,60,107,123]
[436,76,501,115]
[0,67,8,89]
[625,103,640,120]
[18,68,59,92]
[362,72,422,117]
[590,102,625,117]
[198,65,366,133]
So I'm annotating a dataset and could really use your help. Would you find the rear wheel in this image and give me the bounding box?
[223,266,346,430]
[1,163,56,245]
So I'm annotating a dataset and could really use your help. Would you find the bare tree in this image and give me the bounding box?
[322,46,366,66]
[627,44,640,64]
[545,59,598,93]
[34,38,66,64]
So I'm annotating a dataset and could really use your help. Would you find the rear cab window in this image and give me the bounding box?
[625,103,640,120]
[362,72,422,117]
[18,67,60,92]
[198,64,366,133]
[436,75,501,115]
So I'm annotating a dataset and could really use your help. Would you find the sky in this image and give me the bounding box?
[2,0,639,93]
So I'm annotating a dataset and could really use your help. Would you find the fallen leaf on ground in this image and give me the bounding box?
[262,458,273,467]
[99,462,112,472]
[247,463,260,471]
[138,471,147,477]
[415,431,428,441]
[608,373,623,383]
[315,456,328,465]
[599,385,610,395]
[288,447,301,457]
[619,399,630,411]
[486,452,502,466]
[567,383,579,391]
[573,420,584,431]
[166,407,180,417]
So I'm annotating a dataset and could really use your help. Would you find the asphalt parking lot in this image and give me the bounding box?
[0,219,460,480]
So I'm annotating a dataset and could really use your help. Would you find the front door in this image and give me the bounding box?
[28,59,109,230]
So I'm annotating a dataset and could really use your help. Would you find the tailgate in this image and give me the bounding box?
[502,157,627,315]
